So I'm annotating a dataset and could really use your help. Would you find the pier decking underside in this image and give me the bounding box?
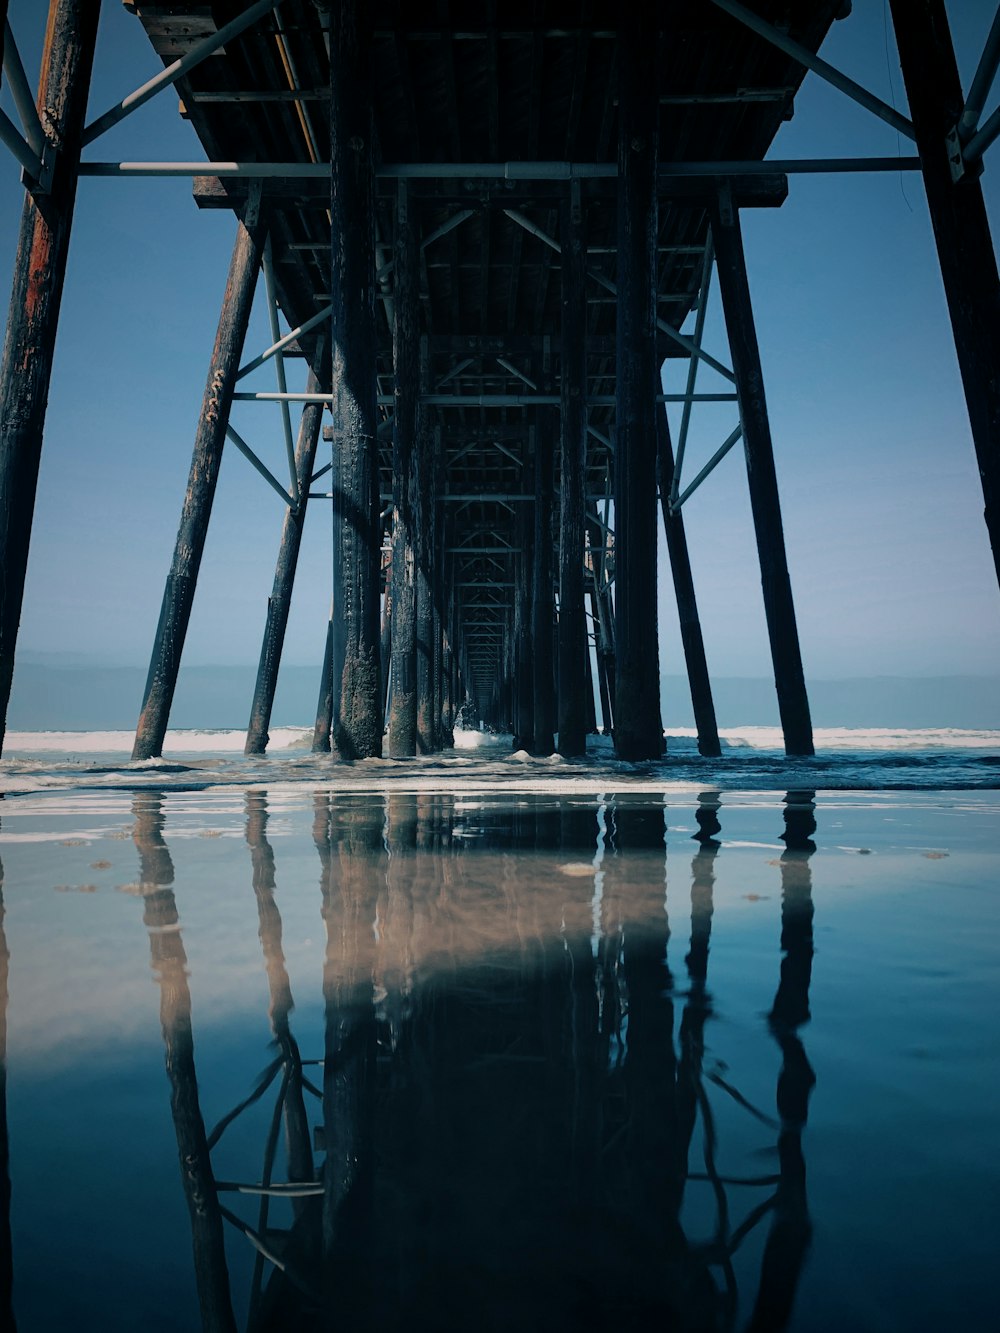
[128,0,838,725]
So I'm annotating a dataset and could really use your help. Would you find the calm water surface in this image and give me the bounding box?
[0,786,997,1331]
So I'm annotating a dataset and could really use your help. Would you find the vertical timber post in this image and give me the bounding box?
[313,614,334,752]
[514,475,534,749]
[388,179,418,756]
[614,6,664,760]
[558,180,588,756]
[531,422,556,753]
[656,402,721,756]
[0,0,101,754]
[711,188,813,757]
[245,358,328,756]
[133,191,265,760]
[415,409,436,753]
[329,0,382,759]
[890,0,1000,591]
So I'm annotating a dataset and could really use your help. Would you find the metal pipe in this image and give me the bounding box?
[671,235,715,503]
[225,425,295,505]
[83,0,289,146]
[707,0,915,140]
[261,239,299,503]
[959,5,1000,136]
[0,107,42,179]
[236,303,332,381]
[2,20,46,157]
[669,425,743,512]
[436,356,475,387]
[236,390,737,405]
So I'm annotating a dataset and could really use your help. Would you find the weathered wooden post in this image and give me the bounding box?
[614,6,664,759]
[890,0,1000,592]
[656,404,721,757]
[133,189,266,760]
[0,0,101,755]
[710,188,813,757]
[531,422,556,753]
[514,483,534,749]
[312,614,334,752]
[415,414,436,752]
[558,181,588,757]
[245,359,328,756]
[329,0,382,759]
[388,180,419,757]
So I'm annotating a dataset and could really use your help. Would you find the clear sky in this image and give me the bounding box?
[2,0,1000,696]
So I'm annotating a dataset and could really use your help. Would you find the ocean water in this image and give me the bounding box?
[2,726,999,795]
[0,733,998,1329]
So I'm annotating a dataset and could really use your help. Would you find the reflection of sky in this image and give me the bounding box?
[1,4,999,684]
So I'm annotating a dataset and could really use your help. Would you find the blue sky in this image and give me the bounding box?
[2,0,1000,689]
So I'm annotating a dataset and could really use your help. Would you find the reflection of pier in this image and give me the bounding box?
[119,789,817,1330]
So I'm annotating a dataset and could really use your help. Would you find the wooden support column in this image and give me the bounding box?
[245,361,328,756]
[531,421,556,753]
[514,489,534,749]
[558,180,588,757]
[133,194,265,760]
[583,637,598,734]
[415,412,436,752]
[329,0,382,759]
[388,180,419,757]
[312,614,334,752]
[711,191,814,756]
[614,8,664,760]
[590,585,613,735]
[656,406,721,757]
[0,0,100,754]
[890,0,1000,592]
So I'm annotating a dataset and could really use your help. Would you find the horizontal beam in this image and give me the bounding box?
[232,391,737,406]
[80,157,920,180]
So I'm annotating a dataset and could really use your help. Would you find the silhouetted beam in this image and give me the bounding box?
[245,362,327,756]
[613,11,664,760]
[329,0,382,758]
[133,192,265,760]
[388,181,418,756]
[890,0,1000,592]
[531,421,556,754]
[416,406,436,753]
[711,189,813,756]
[558,181,588,757]
[514,493,534,749]
[656,409,721,757]
[313,616,334,752]
[0,0,100,755]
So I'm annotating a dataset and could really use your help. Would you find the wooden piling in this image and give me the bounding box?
[0,0,100,754]
[655,407,721,757]
[388,180,418,757]
[710,192,814,757]
[245,361,328,756]
[890,0,1000,593]
[613,9,664,760]
[133,193,265,760]
[558,181,588,757]
[312,616,334,752]
[590,585,613,735]
[514,492,534,748]
[329,0,382,759]
[531,423,556,753]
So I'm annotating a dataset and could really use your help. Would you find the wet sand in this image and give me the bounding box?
[0,784,997,1330]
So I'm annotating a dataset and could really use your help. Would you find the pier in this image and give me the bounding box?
[2,0,999,760]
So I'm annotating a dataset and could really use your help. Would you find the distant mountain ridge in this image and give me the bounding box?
[6,659,999,731]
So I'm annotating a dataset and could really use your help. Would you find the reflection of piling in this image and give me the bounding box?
[133,796,236,1333]
[748,792,818,1332]
[0,870,14,1330]
[314,796,380,1309]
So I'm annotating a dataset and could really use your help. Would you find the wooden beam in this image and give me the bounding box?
[613,8,664,760]
[0,0,100,754]
[711,190,814,756]
[329,0,382,758]
[133,196,266,760]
